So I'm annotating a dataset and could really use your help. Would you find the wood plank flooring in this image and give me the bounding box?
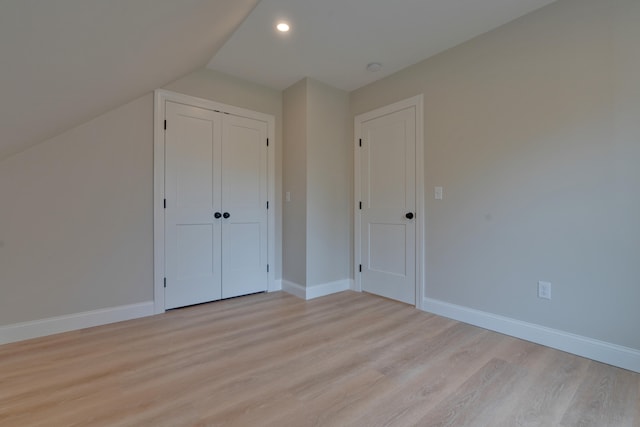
[0,291,638,426]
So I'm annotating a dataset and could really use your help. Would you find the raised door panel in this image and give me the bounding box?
[221,114,268,298]
[165,102,222,309]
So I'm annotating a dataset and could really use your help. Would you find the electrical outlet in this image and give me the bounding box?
[538,281,551,300]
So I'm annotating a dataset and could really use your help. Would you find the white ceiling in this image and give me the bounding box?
[208,0,558,91]
[0,0,259,161]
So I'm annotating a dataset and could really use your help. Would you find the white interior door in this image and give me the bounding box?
[221,114,268,298]
[359,106,416,305]
[165,101,222,309]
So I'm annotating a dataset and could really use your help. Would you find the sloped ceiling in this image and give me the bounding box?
[208,0,558,91]
[0,0,259,161]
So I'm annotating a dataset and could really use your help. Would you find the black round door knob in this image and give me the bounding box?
[214,212,222,219]
[405,212,414,220]
[223,212,230,219]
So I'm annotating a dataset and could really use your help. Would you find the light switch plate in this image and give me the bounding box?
[435,186,443,200]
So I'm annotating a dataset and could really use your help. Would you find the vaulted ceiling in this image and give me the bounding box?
[0,0,259,160]
[208,0,559,91]
[1,0,559,161]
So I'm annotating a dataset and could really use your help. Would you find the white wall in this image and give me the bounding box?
[351,0,640,351]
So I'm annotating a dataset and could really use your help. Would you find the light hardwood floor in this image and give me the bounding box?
[1,291,638,426]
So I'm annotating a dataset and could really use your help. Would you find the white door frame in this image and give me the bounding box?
[153,89,276,314]
[354,95,425,309]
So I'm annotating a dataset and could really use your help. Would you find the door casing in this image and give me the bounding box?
[354,95,425,309]
[154,89,276,313]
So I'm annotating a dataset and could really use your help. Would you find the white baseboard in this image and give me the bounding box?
[0,301,155,345]
[307,279,352,299]
[282,279,351,300]
[422,298,640,373]
[282,280,306,299]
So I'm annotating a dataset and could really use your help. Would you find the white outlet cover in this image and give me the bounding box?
[538,281,552,300]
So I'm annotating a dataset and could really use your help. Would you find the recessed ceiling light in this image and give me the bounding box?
[276,22,290,32]
[366,62,382,72]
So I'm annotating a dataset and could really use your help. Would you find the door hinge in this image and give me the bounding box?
[164,277,167,288]
[359,201,362,210]
[266,138,269,147]
[163,199,166,209]
[164,120,167,130]
[266,201,269,209]
[359,138,362,147]
[267,264,270,273]
[359,264,362,273]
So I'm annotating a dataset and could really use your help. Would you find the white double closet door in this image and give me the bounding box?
[164,101,268,309]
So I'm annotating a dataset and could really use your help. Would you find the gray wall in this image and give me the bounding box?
[0,95,154,325]
[282,78,351,288]
[350,0,640,350]
[0,68,283,327]
[306,79,351,286]
[282,79,308,286]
